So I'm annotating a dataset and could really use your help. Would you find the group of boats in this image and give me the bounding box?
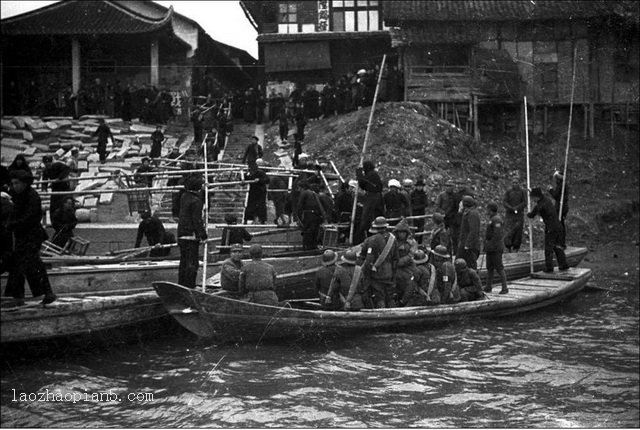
[1,237,592,345]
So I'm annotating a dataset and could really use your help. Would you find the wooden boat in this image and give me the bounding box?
[153,267,593,343]
[0,289,164,344]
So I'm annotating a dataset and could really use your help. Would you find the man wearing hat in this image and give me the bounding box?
[393,219,417,301]
[92,118,114,164]
[242,136,263,167]
[333,249,369,311]
[503,173,527,252]
[239,244,279,306]
[410,176,429,243]
[355,161,384,244]
[527,187,568,272]
[549,169,569,248]
[429,212,452,258]
[457,195,481,270]
[177,175,207,288]
[431,245,459,304]
[5,170,57,305]
[383,179,410,225]
[454,258,483,302]
[41,155,72,216]
[296,181,332,250]
[360,216,399,308]
[403,250,440,307]
[220,243,244,295]
[315,250,341,310]
[244,159,269,224]
[220,213,252,256]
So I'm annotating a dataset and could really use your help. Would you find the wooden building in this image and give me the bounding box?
[1,0,255,119]
[240,0,392,94]
[384,0,639,140]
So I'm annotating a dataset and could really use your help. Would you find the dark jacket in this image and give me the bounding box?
[221,226,252,246]
[135,216,166,247]
[7,186,46,246]
[383,189,409,219]
[503,186,527,217]
[220,258,242,292]
[246,168,269,199]
[458,207,481,252]
[435,260,458,304]
[177,191,207,240]
[333,189,354,222]
[42,162,71,192]
[242,142,263,165]
[410,189,429,214]
[360,231,398,281]
[484,214,505,253]
[436,190,459,223]
[549,182,569,218]
[527,195,562,234]
[93,123,113,145]
[456,267,483,301]
[357,169,383,194]
[297,188,332,222]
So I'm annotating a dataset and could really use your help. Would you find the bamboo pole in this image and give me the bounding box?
[524,96,534,274]
[329,160,344,183]
[201,132,211,292]
[349,54,387,245]
[559,46,577,222]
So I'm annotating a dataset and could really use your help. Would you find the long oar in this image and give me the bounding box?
[524,96,534,274]
[202,132,212,292]
[349,54,387,245]
[559,46,577,221]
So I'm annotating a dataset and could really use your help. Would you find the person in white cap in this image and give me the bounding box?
[383,179,410,224]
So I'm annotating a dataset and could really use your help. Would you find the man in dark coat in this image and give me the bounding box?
[455,258,483,302]
[92,119,114,164]
[360,216,399,308]
[220,243,244,295]
[5,170,56,305]
[244,160,269,224]
[356,160,384,244]
[191,108,204,145]
[134,158,155,187]
[431,245,459,304]
[527,187,568,272]
[242,136,263,166]
[483,202,508,294]
[457,195,481,270]
[177,175,207,288]
[296,182,331,250]
[220,214,252,256]
[41,155,71,215]
[503,175,527,252]
[150,126,165,160]
[549,170,569,248]
[383,179,410,224]
[51,196,77,249]
[268,171,288,225]
[135,210,172,257]
[239,244,278,306]
[435,182,461,251]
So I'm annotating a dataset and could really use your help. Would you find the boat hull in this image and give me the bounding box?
[154,267,592,343]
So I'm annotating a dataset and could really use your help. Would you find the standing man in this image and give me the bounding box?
[527,187,568,273]
[296,182,331,250]
[239,244,279,306]
[355,160,384,244]
[360,216,399,308]
[383,179,409,224]
[41,155,71,216]
[503,173,527,252]
[457,195,481,270]
[334,249,369,311]
[244,159,270,224]
[436,181,461,252]
[5,170,56,305]
[242,136,263,167]
[93,118,114,164]
[150,125,165,161]
[549,170,569,248]
[484,202,508,294]
[191,108,204,145]
[177,175,207,288]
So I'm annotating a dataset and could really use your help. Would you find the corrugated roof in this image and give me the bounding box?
[383,0,615,23]
[1,0,173,35]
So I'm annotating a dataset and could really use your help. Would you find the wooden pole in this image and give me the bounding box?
[348,54,386,245]
[559,46,577,222]
[201,133,210,292]
[524,96,534,274]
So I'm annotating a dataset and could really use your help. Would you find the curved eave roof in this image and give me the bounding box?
[1,0,174,36]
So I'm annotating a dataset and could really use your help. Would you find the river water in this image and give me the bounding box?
[1,274,638,428]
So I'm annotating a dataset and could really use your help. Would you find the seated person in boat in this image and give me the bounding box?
[315,250,341,310]
[360,216,399,308]
[394,219,417,301]
[51,196,77,249]
[403,250,440,307]
[219,214,252,256]
[135,210,173,257]
[333,250,369,311]
[455,258,484,302]
[220,243,244,296]
[431,245,460,304]
[239,244,279,306]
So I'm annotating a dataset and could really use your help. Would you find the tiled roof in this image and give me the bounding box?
[1,0,173,35]
[258,30,390,43]
[383,0,616,23]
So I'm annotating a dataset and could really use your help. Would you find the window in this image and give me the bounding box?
[331,0,380,32]
[278,2,298,33]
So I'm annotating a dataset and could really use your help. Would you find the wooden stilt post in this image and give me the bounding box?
[201,132,211,292]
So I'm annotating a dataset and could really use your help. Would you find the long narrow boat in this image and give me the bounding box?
[153,267,592,343]
[3,246,587,299]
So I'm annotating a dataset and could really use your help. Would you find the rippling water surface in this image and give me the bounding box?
[2,278,638,428]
